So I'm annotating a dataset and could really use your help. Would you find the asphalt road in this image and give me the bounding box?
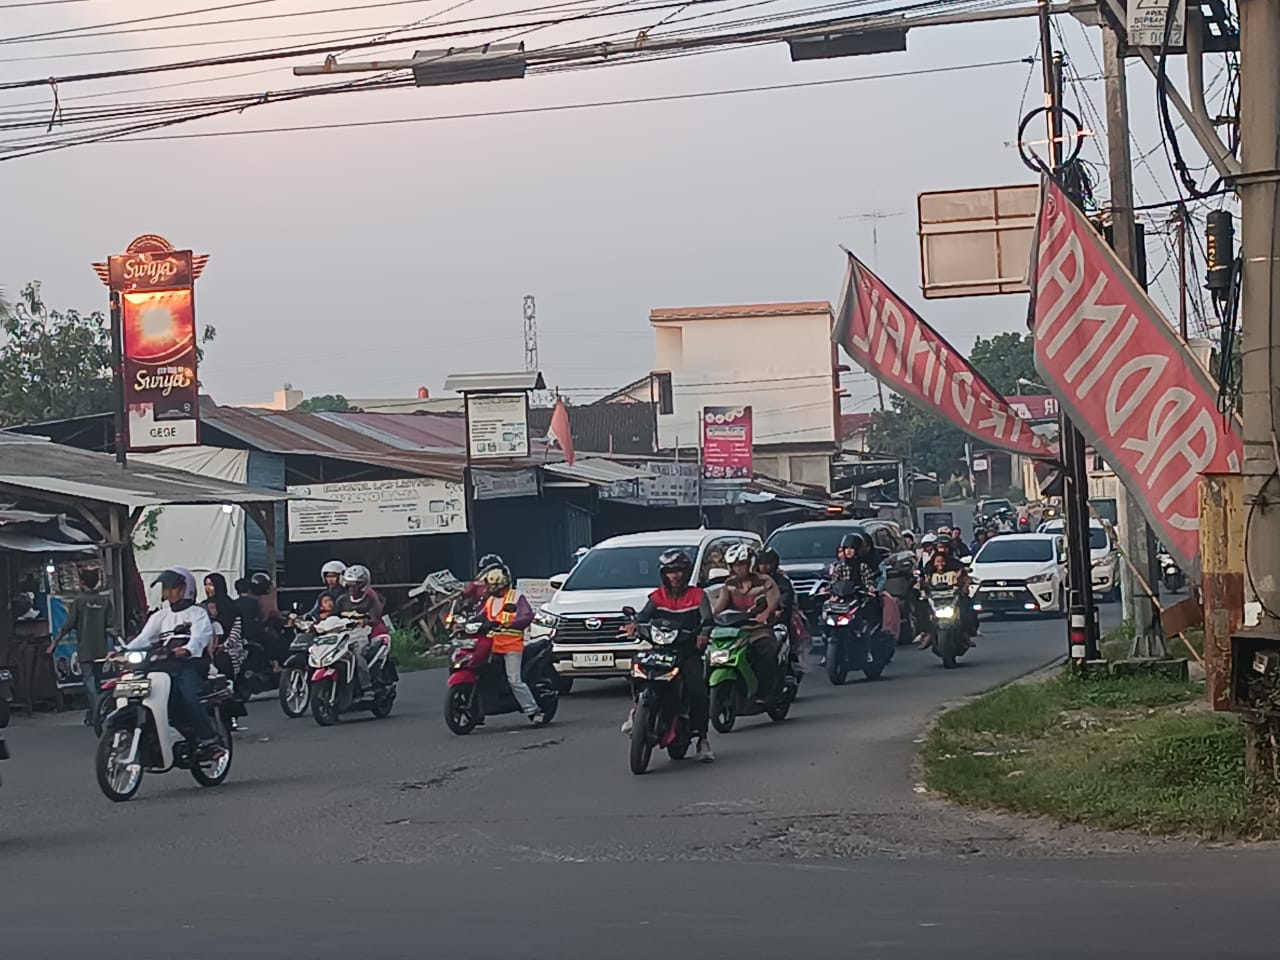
[4,604,1277,958]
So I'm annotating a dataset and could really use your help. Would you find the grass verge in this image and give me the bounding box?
[390,627,448,672]
[922,670,1280,839]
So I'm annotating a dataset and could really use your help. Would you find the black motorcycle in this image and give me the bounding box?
[823,581,895,684]
[623,610,696,775]
[278,628,312,718]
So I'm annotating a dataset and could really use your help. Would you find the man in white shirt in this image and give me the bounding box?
[127,568,222,754]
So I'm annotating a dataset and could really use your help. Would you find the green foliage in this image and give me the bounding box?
[389,626,447,671]
[295,394,355,413]
[968,331,1038,395]
[0,282,113,427]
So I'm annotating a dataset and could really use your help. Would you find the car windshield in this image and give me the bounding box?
[560,544,699,591]
[976,538,1055,564]
[1043,523,1109,550]
[979,500,1012,514]
[766,525,863,562]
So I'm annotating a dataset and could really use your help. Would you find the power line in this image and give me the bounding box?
[2,0,287,44]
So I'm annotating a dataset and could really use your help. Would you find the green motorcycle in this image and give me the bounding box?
[707,609,798,733]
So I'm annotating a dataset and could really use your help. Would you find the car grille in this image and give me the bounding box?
[979,578,1027,589]
[554,614,629,644]
[791,576,826,596]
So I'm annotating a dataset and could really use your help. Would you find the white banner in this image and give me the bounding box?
[467,393,529,459]
[287,478,466,543]
[517,578,558,611]
[472,468,539,500]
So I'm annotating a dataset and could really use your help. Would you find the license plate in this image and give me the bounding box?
[114,679,151,698]
[992,591,1016,600]
[572,653,615,668]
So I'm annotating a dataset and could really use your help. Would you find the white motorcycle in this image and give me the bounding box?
[308,615,398,726]
[95,631,235,803]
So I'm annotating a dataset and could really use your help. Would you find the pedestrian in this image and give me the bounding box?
[49,568,115,727]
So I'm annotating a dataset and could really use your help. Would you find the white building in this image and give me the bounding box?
[650,301,839,489]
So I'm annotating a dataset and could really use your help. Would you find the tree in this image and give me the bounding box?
[0,282,113,427]
[295,394,355,413]
[969,331,1038,395]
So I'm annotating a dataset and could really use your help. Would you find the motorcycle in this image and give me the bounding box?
[94,629,236,803]
[926,586,969,669]
[707,609,797,733]
[621,610,696,775]
[1159,552,1187,593]
[823,580,895,684]
[278,622,313,718]
[308,615,399,726]
[443,611,558,734]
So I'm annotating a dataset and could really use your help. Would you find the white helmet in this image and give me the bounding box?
[321,560,347,578]
[341,564,371,589]
[922,532,938,546]
[724,543,755,566]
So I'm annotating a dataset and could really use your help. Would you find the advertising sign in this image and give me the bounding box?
[93,235,207,451]
[1127,0,1185,47]
[516,578,557,611]
[701,406,753,481]
[467,393,530,459]
[286,477,466,543]
[1029,177,1241,569]
[472,467,539,500]
[834,251,1051,460]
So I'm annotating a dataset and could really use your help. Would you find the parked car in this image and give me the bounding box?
[970,533,1067,617]
[531,529,762,686]
[764,519,917,643]
[1038,518,1121,602]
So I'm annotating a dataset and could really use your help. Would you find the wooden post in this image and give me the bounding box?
[1199,473,1245,711]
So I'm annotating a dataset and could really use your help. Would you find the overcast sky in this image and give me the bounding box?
[0,0,1220,411]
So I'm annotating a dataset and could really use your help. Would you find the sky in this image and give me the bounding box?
[0,0,1230,411]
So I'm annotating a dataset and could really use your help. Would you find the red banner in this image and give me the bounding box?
[1029,178,1242,569]
[702,406,753,481]
[833,253,1051,459]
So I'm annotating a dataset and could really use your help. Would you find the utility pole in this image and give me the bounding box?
[1032,0,1099,660]
[1101,16,1166,659]
[1236,0,1280,783]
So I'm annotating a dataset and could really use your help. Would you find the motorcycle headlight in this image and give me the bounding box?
[533,610,560,629]
[708,649,732,665]
[934,605,957,620]
[125,651,146,665]
[651,627,679,646]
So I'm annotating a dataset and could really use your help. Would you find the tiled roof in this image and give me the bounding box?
[649,301,833,322]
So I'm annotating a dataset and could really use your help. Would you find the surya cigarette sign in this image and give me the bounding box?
[1029,178,1241,569]
[93,235,209,451]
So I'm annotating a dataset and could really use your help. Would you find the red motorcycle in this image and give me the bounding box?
[443,611,559,735]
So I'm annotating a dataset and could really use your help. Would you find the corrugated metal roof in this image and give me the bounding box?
[542,458,656,486]
[442,371,546,393]
[0,435,293,509]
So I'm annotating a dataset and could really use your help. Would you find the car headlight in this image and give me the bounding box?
[125,651,146,665]
[1092,557,1111,568]
[709,649,732,665]
[533,610,560,629]
[1026,572,1055,585]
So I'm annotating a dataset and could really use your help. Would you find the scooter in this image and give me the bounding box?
[94,630,236,803]
[443,612,558,734]
[823,581,895,684]
[707,608,797,733]
[927,587,970,669]
[621,610,696,774]
[308,615,399,726]
[1159,552,1187,593]
[278,623,313,718]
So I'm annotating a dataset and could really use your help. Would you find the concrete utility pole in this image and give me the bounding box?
[1236,0,1280,783]
[1101,19,1166,659]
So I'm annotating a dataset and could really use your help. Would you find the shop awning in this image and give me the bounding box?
[542,458,656,487]
[0,530,95,553]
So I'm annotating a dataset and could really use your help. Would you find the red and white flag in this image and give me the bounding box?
[546,397,575,466]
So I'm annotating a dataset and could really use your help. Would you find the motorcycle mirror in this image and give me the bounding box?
[621,605,637,617]
[960,556,973,567]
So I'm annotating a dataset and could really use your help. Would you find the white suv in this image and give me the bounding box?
[531,529,762,687]
[970,533,1068,617]
[1038,518,1120,602]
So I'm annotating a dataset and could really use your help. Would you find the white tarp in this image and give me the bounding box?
[131,447,249,605]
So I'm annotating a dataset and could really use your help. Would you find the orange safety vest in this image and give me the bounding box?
[484,589,525,654]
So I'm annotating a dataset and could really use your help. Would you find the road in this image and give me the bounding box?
[3,605,1277,958]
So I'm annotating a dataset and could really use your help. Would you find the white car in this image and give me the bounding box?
[970,533,1067,617]
[530,529,762,685]
[1038,518,1121,602]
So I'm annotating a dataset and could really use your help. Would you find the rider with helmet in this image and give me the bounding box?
[712,543,782,697]
[306,560,347,619]
[827,531,899,641]
[622,549,715,761]
[335,565,389,693]
[755,547,805,673]
[477,561,543,724]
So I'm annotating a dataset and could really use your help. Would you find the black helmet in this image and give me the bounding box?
[476,553,506,578]
[839,532,866,552]
[757,548,780,567]
[249,571,273,595]
[657,549,693,582]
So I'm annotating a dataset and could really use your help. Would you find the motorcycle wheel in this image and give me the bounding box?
[95,727,143,803]
[710,683,737,733]
[863,659,885,681]
[826,640,849,685]
[767,696,792,722]
[555,676,574,695]
[667,737,690,760]
[370,689,396,719]
[535,692,558,725]
[191,717,234,787]
[629,700,654,775]
[311,680,340,726]
[278,666,310,718]
[92,694,112,738]
[444,685,478,735]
